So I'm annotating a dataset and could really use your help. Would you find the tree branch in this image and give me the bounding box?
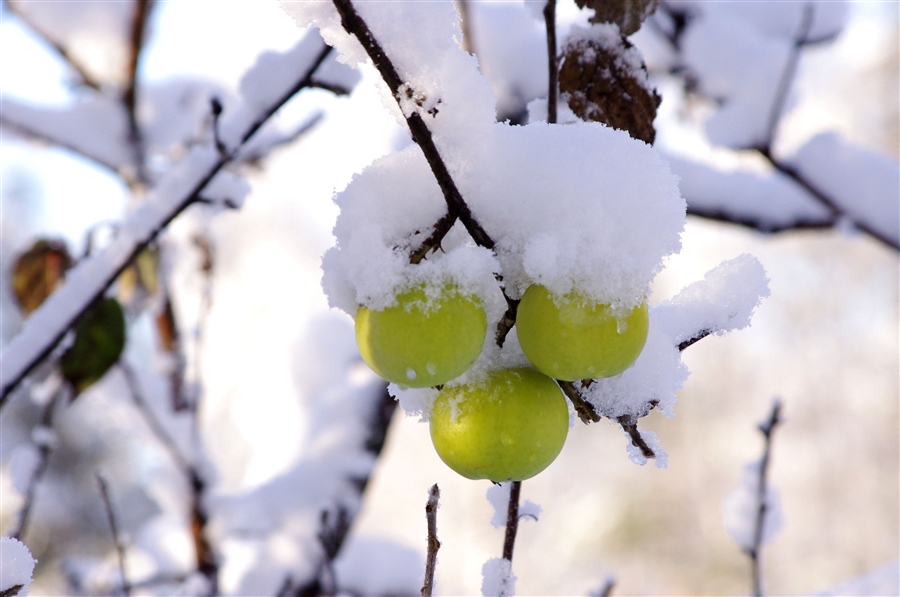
[97,474,131,597]
[617,415,656,459]
[122,0,153,186]
[421,483,441,597]
[747,399,783,597]
[3,0,103,90]
[0,37,347,406]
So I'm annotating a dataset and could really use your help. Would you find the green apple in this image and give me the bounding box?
[429,367,568,482]
[355,283,487,388]
[516,285,649,381]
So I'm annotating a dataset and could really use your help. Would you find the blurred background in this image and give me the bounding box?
[1,1,897,595]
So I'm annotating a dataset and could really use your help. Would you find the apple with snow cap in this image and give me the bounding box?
[516,284,649,381]
[355,282,487,388]
[429,367,569,482]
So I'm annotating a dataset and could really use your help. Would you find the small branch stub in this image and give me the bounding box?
[421,484,441,597]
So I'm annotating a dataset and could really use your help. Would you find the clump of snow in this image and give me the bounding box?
[9,445,41,494]
[789,132,900,247]
[481,557,516,597]
[816,560,900,597]
[722,459,784,550]
[0,537,37,596]
[202,170,251,210]
[624,429,668,468]
[654,254,770,346]
[486,483,541,529]
[389,383,439,422]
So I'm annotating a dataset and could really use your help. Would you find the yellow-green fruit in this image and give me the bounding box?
[355,284,487,388]
[516,285,649,381]
[429,368,568,482]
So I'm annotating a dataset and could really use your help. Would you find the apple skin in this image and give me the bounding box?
[355,284,487,388]
[429,367,569,482]
[516,285,649,381]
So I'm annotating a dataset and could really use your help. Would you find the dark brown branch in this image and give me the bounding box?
[617,415,656,459]
[97,475,131,597]
[557,379,601,423]
[678,328,712,352]
[331,0,496,253]
[421,483,441,597]
[747,399,783,597]
[0,585,25,597]
[493,295,520,348]
[122,0,153,186]
[543,0,558,125]
[409,213,458,264]
[686,205,834,235]
[502,481,522,562]
[1,40,346,405]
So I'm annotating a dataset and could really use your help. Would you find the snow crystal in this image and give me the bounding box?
[789,132,900,248]
[481,557,516,597]
[722,459,784,550]
[654,254,770,347]
[624,429,668,469]
[0,537,36,596]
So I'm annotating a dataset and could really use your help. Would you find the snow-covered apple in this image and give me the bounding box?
[516,284,649,381]
[429,367,568,482]
[355,283,487,388]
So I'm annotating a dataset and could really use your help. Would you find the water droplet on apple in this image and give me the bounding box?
[616,317,629,334]
[500,432,513,446]
[406,367,417,380]
[426,362,437,375]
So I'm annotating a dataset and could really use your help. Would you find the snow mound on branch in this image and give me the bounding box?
[481,557,516,597]
[0,537,36,596]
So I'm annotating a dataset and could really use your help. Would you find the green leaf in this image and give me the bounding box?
[60,297,126,395]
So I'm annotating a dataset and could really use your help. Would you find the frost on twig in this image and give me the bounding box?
[723,399,784,597]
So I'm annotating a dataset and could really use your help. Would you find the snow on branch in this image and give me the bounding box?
[0,31,354,406]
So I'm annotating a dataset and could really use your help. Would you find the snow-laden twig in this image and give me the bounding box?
[96,474,131,597]
[421,483,441,597]
[331,0,495,254]
[748,399,782,597]
[9,385,65,540]
[0,34,346,406]
[122,0,153,185]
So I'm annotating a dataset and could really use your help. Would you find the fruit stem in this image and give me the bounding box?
[502,481,522,562]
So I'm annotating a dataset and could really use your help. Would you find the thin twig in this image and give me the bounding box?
[122,0,153,186]
[502,481,522,562]
[677,328,712,352]
[747,399,783,597]
[3,0,103,90]
[760,3,814,155]
[421,484,441,597]
[331,0,496,253]
[595,577,616,597]
[10,384,66,540]
[119,363,190,472]
[543,0,558,125]
[617,415,656,459]
[557,380,601,423]
[0,38,347,405]
[97,474,131,597]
